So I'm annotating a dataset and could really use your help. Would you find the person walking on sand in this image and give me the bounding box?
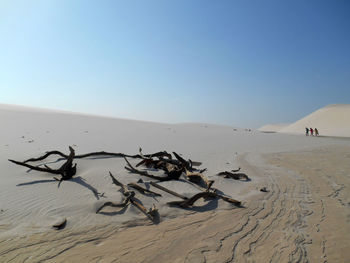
[305,127,309,136]
[315,128,319,136]
[310,128,314,136]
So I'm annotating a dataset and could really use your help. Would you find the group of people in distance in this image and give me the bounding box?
[305,127,319,136]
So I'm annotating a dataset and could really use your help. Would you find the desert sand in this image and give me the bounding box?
[260,104,350,137]
[257,123,290,133]
[1,104,349,262]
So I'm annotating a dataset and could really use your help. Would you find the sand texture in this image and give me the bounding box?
[257,123,290,133]
[279,104,350,137]
[1,104,350,262]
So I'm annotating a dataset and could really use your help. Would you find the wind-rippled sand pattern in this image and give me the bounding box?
[1,145,349,262]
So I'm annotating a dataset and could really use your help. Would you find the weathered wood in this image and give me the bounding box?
[189,159,202,167]
[9,160,62,174]
[260,187,269,192]
[76,150,171,160]
[149,182,188,200]
[23,151,67,163]
[185,169,214,191]
[124,157,165,180]
[214,193,242,206]
[9,146,77,185]
[124,157,182,181]
[59,146,76,179]
[217,171,249,181]
[96,197,132,214]
[127,182,162,197]
[20,149,171,164]
[172,151,190,170]
[168,191,241,208]
[167,192,217,208]
[109,172,130,195]
[103,172,159,222]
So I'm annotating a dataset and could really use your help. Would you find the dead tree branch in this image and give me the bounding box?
[149,182,188,200]
[20,149,171,164]
[97,172,159,222]
[185,169,214,191]
[127,182,162,197]
[217,170,249,181]
[124,157,182,181]
[168,191,241,208]
[9,147,77,185]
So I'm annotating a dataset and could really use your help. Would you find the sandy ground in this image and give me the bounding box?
[1,145,349,262]
[279,104,350,137]
[258,123,290,133]
[1,104,350,262]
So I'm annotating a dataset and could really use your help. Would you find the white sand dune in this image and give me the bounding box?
[279,104,350,137]
[1,103,350,262]
[258,123,290,133]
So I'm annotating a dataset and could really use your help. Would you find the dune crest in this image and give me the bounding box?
[258,123,290,133]
[259,104,350,137]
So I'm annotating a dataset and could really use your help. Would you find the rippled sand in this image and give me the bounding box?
[1,145,349,262]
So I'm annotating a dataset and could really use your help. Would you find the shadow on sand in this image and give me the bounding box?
[17,176,103,200]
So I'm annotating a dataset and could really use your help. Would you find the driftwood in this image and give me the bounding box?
[97,172,158,222]
[124,157,182,181]
[21,150,171,163]
[96,193,133,214]
[136,158,159,168]
[167,191,241,208]
[9,147,77,186]
[172,151,191,170]
[149,182,188,200]
[150,182,241,208]
[260,187,269,192]
[127,182,162,197]
[11,147,247,224]
[185,169,214,191]
[217,169,249,181]
[23,150,67,163]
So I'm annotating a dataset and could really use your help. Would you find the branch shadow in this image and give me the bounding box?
[97,205,129,216]
[169,198,219,213]
[70,176,103,200]
[16,176,102,200]
[190,198,219,212]
[132,182,161,202]
[17,179,57,186]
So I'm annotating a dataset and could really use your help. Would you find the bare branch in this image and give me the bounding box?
[149,182,188,200]
[168,191,241,208]
[127,182,162,197]
[217,171,249,181]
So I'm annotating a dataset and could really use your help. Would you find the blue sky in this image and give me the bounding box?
[1,0,349,127]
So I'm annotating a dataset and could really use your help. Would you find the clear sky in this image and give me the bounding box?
[1,0,349,128]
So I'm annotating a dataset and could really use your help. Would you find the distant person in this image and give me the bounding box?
[305,127,309,136]
[315,128,319,136]
[310,128,314,136]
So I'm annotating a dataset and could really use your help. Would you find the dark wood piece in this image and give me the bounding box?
[185,169,214,191]
[167,191,241,208]
[97,172,159,222]
[217,170,249,181]
[124,157,182,181]
[149,182,188,200]
[9,147,77,186]
[127,182,162,197]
